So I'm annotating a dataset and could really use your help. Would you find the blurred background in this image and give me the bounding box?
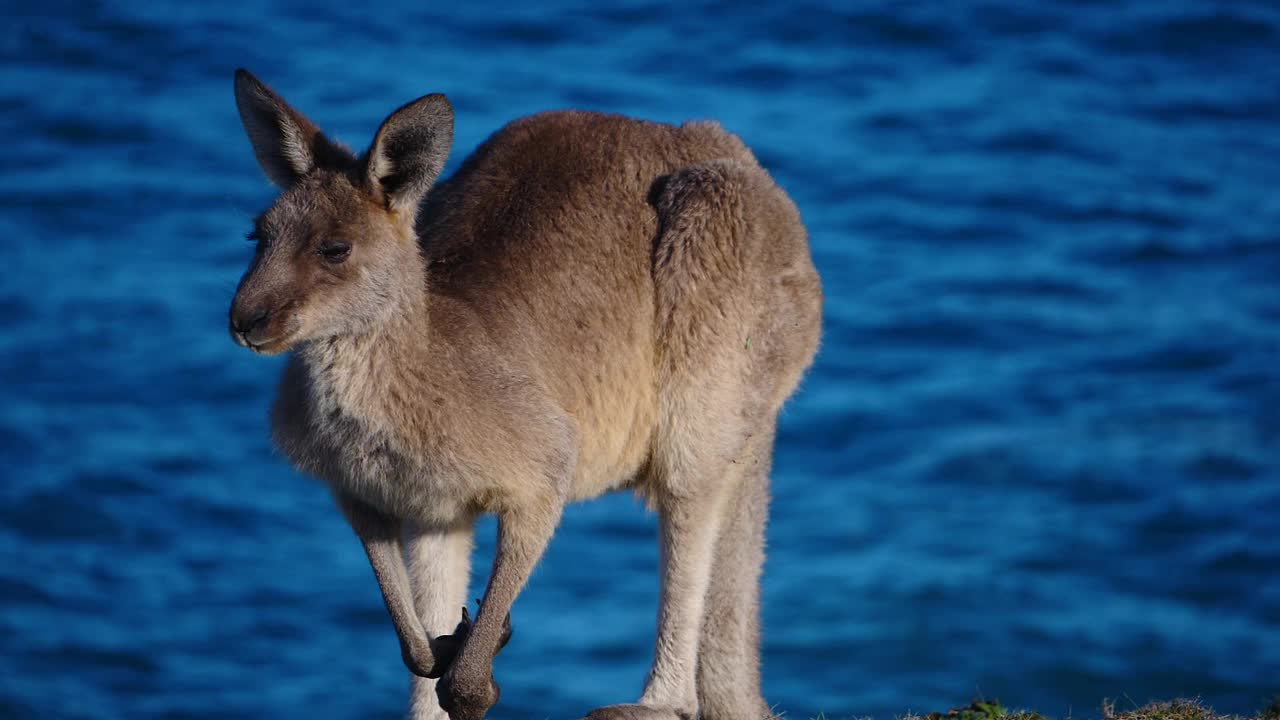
[2,1,1278,718]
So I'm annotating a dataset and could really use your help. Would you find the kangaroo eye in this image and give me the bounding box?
[320,242,352,264]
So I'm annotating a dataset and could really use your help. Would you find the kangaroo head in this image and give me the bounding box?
[229,69,453,354]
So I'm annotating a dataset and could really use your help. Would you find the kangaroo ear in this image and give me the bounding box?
[234,69,350,188]
[365,93,454,213]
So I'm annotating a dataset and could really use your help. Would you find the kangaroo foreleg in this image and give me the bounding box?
[585,486,729,720]
[437,506,560,720]
[336,493,437,678]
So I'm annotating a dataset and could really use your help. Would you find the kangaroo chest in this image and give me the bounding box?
[270,356,476,526]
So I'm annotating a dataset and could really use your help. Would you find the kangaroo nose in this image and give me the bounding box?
[232,307,270,336]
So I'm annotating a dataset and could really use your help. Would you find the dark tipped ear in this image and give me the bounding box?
[365,94,454,213]
[233,69,350,187]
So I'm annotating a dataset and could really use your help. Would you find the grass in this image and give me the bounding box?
[809,697,1280,720]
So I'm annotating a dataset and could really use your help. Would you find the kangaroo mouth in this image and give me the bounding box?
[231,328,291,355]
[246,335,291,355]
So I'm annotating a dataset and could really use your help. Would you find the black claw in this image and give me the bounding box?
[423,640,458,679]
[425,602,515,679]
[425,608,470,679]
[426,601,515,678]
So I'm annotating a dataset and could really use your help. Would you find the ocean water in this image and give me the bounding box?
[2,1,1278,718]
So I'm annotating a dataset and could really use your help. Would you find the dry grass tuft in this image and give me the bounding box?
[884,697,1278,720]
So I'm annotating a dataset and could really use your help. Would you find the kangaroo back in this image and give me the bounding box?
[417,111,777,500]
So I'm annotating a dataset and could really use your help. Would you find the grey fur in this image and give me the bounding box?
[229,70,822,720]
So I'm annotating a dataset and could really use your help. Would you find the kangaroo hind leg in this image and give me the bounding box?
[652,160,807,720]
[584,160,765,720]
[697,423,776,720]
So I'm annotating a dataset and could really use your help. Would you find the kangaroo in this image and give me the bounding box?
[228,69,821,720]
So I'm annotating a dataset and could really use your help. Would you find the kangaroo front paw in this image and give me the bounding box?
[437,663,500,720]
[427,604,514,679]
[583,704,692,720]
[400,639,436,679]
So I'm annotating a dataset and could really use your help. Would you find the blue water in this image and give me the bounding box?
[3,2,1278,718]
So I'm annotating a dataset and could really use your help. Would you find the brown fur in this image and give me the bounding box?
[229,69,821,720]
